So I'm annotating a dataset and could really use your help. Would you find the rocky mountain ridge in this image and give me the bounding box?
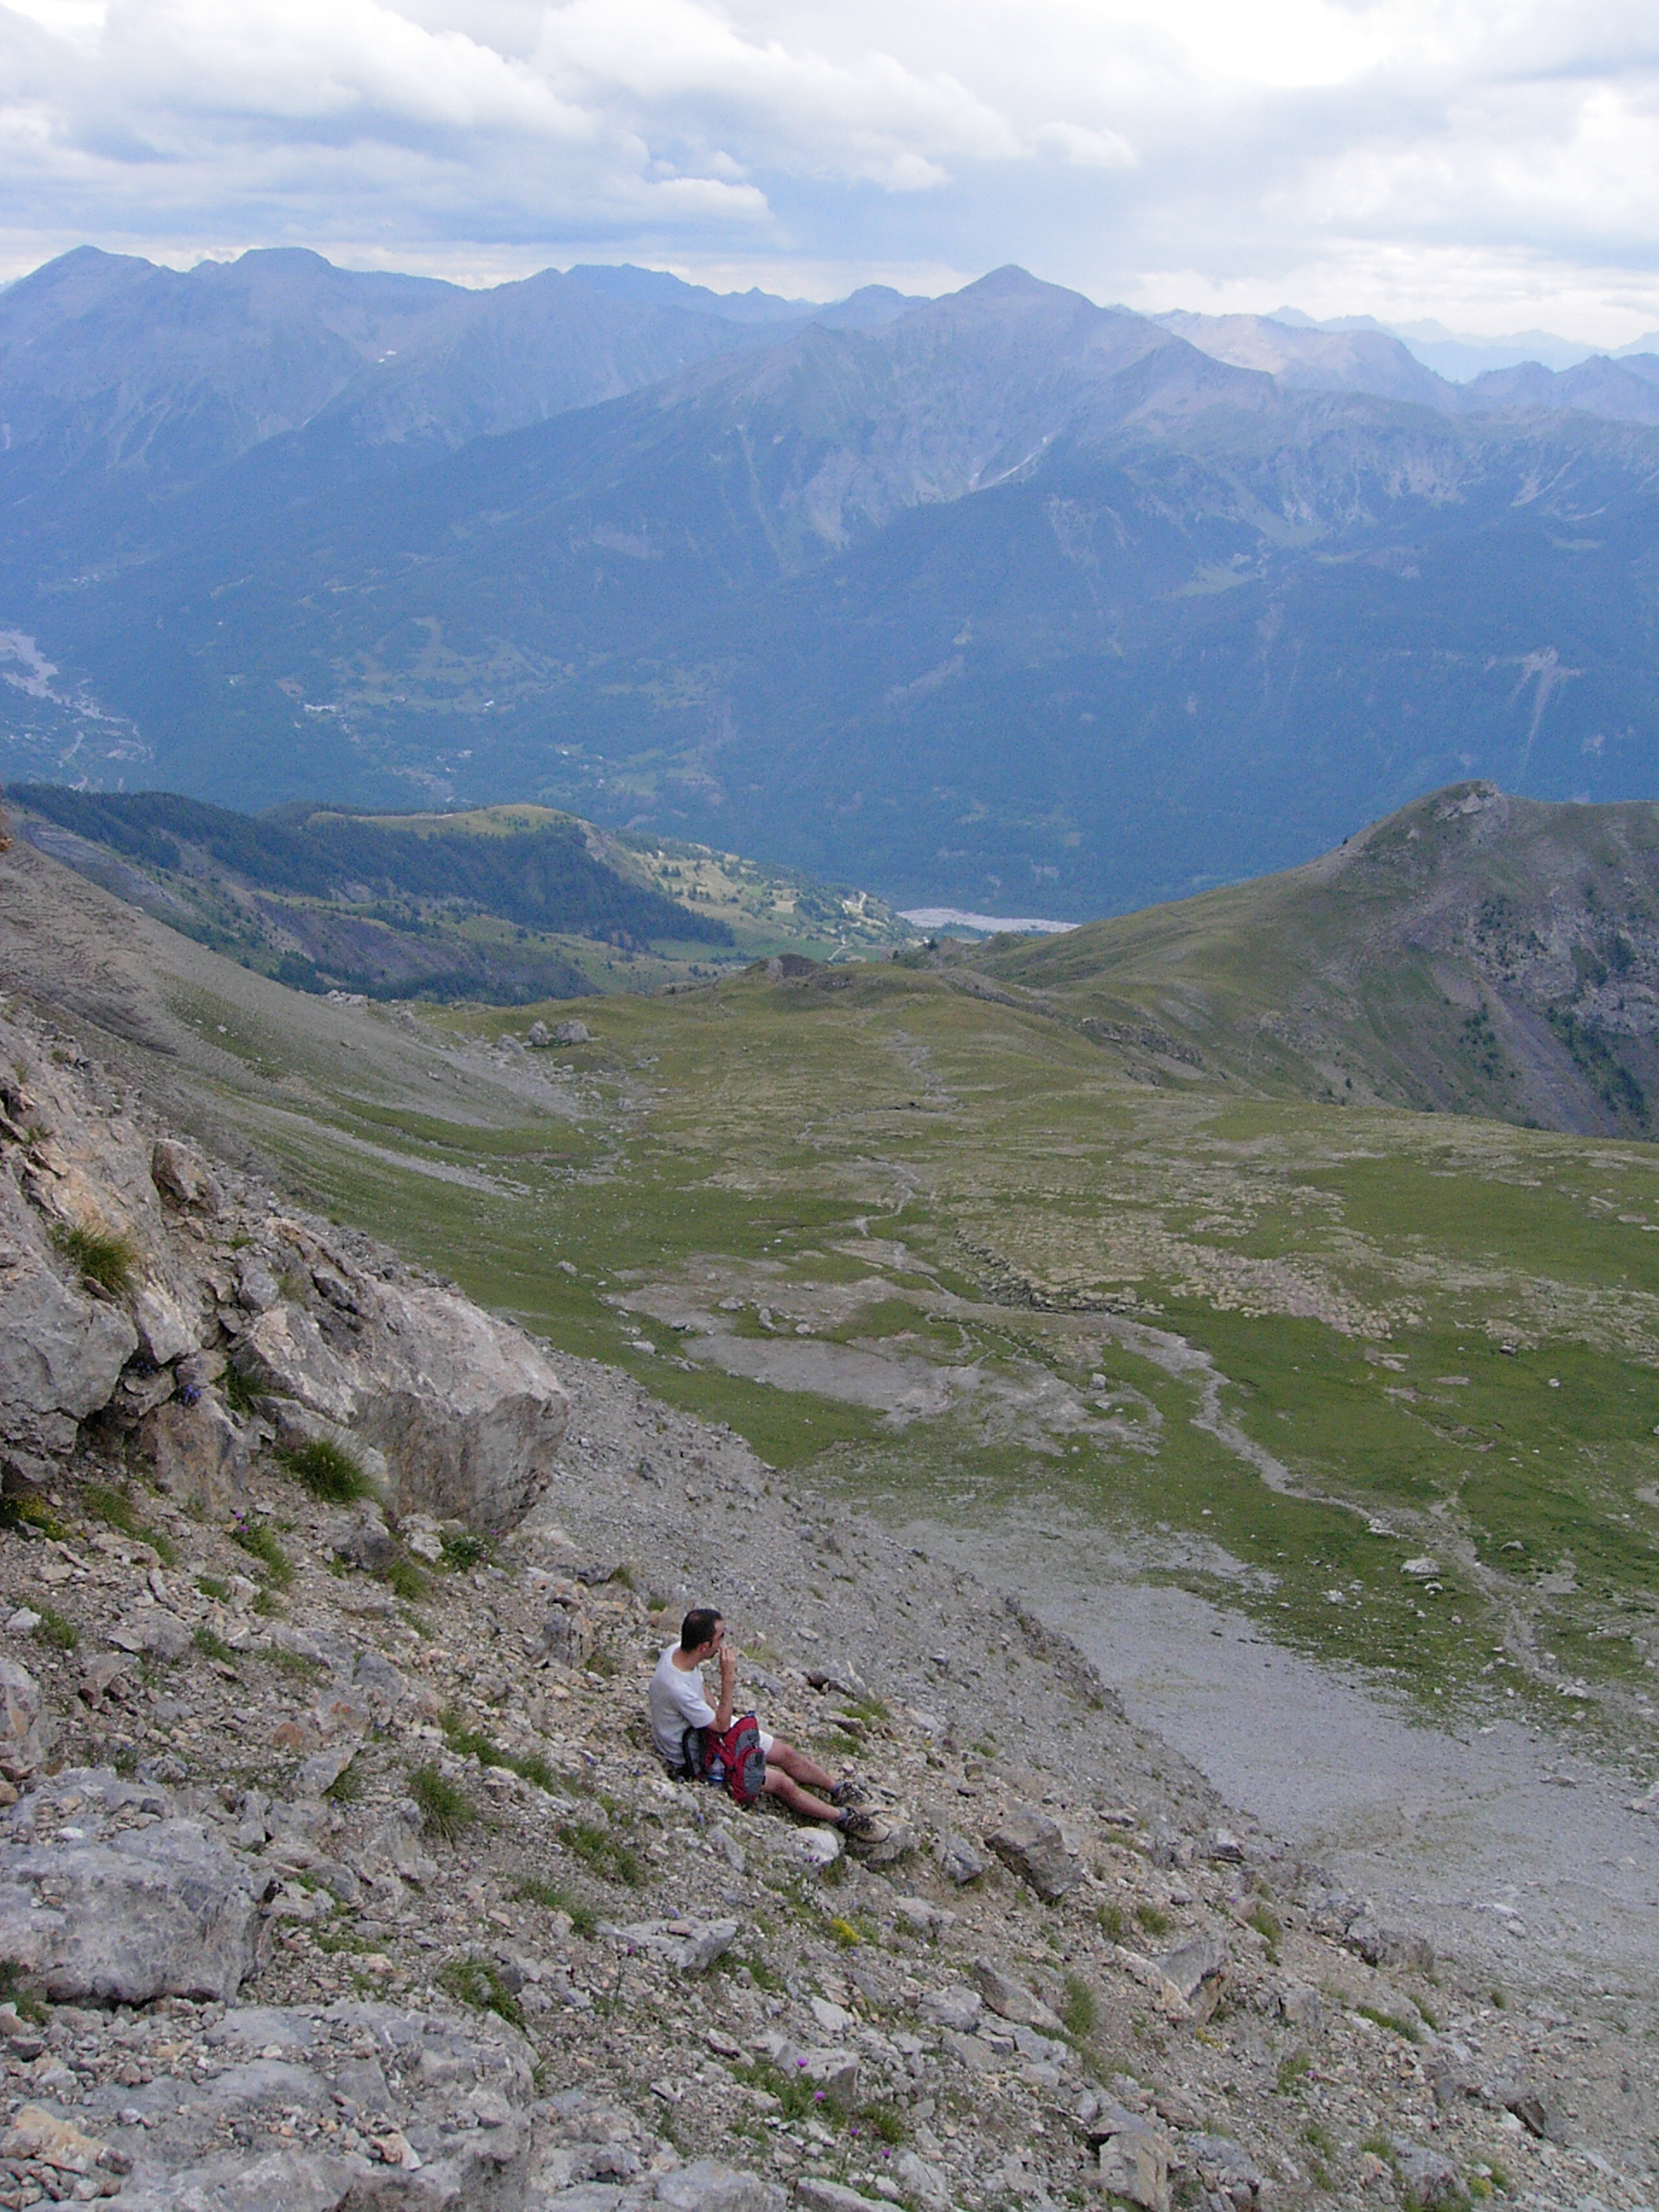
[0,920,1655,2209]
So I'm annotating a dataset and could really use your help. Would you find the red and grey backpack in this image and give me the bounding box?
[704,1713,768,1807]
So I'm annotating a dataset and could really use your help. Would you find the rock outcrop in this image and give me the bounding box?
[0,995,565,1530]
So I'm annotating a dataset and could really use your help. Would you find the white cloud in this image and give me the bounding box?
[1,0,1658,337]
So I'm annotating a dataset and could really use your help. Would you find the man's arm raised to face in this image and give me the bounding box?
[712,1643,736,1735]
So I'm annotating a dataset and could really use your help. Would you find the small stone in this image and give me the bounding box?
[653,2158,779,2209]
[893,1896,954,1938]
[0,1659,52,1782]
[1094,2113,1170,2212]
[1389,2139,1466,2206]
[983,1808,1079,1901]
[920,1984,982,2033]
[150,1140,221,1214]
[1154,1936,1229,2024]
[932,1829,983,1885]
[969,1957,1065,2033]
[801,2049,859,2111]
[0,2107,106,2176]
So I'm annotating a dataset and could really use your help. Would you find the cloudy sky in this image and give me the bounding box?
[3,0,1656,339]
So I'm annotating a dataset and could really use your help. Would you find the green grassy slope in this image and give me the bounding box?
[5,818,1655,1770]
[8,788,912,1001]
[977,781,1659,1139]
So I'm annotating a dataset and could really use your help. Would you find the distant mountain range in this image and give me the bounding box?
[4,248,1659,918]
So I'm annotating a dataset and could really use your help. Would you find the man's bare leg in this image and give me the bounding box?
[762,1767,839,1821]
[765,1738,839,1794]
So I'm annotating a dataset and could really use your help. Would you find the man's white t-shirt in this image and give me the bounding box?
[649,1645,716,1768]
[647,1644,773,1771]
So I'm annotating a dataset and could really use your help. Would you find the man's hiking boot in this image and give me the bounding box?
[838,1808,890,1847]
[830,1778,870,1809]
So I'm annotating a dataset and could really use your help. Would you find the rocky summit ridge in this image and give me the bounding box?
[0,982,1648,2212]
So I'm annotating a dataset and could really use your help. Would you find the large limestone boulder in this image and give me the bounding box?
[138,1392,251,1516]
[0,1181,137,1473]
[983,1807,1080,1901]
[0,1818,261,2002]
[0,1660,53,1783]
[238,1281,568,1530]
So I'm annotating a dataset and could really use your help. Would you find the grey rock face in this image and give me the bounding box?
[138,1391,251,1516]
[0,1816,260,2002]
[238,1280,568,1529]
[605,1918,737,1973]
[553,1020,593,1045]
[131,1279,199,1364]
[920,1983,982,2033]
[1093,2109,1170,2212]
[150,1138,222,1213]
[1184,2132,1264,2207]
[544,1591,595,1667]
[982,1808,1079,1900]
[0,1658,52,1782]
[931,1828,983,1885]
[1389,2139,1468,2206]
[91,1999,537,2212]
[969,1957,1065,2034]
[0,1182,138,1471]
[1347,1912,1435,1974]
[795,2182,887,2212]
[652,2163,785,2211]
[109,1608,194,1660]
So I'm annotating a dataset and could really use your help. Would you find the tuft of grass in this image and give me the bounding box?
[195,1573,231,1600]
[277,1438,372,1503]
[231,1520,292,1588]
[1059,1972,1097,2040]
[32,1607,78,1652]
[266,1645,323,1682]
[0,1489,66,1541]
[733,2057,828,2126]
[1276,2049,1313,2094]
[0,1961,49,2026]
[515,1878,597,1938]
[1247,1903,1282,1962]
[385,1553,432,1603]
[221,1363,262,1416]
[859,2100,908,2147]
[439,1531,494,1572]
[192,1624,236,1665]
[440,1707,558,1792]
[54,1221,138,1294]
[560,1818,644,1888]
[83,1484,176,1565]
[1135,1903,1171,1939]
[324,1758,362,1805]
[410,1762,474,1840]
[1490,1987,1507,2010]
[1355,2001,1420,2044]
[437,1955,523,2030]
[1096,1902,1126,1942]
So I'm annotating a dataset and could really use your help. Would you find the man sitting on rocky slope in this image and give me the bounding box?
[650,1606,880,1836]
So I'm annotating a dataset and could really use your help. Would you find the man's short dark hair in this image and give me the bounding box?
[680,1606,722,1653]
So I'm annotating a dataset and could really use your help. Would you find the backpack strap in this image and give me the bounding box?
[677,1724,708,1783]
